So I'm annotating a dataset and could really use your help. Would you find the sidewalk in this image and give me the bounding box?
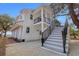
[6,41,62,56]
[69,40,79,56]
[6,39,79,56]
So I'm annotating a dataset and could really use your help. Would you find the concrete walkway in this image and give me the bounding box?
[69,40,79,56]
[6,41,62,56]
[6,40,79,56]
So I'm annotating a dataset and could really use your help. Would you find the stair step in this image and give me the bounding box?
[44,41,68,48]
[53,29,63,31]
[47,39,63,42]
[52,33,62,34]
[51,33,62,35]
[48,37,62,39]
[52,32,62,34]
[50,35,62,37]
[50,35,62,38]
[54,28,63,29]
[46,39,68,44]
[53,29,62,31]
[53,29,62,30]
[45,41,63,46]
[44,44,63,53]
[44,44,68,53]
[55,27,64,29]
[53,31,62,32]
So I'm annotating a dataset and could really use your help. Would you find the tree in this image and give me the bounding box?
[0,14,14,37]
[53,19,61,26]
[68,3,79,28]
[76,29,79,36]
[70,23,78,39]
[50,3,79,28]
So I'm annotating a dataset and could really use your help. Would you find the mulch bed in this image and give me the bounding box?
[0,37,24,56]
[5,38,17,44]
[0,37,17,56]
[0,37,6,56]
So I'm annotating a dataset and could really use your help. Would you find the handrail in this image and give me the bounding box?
[41,26,51,46]
[41,20,55,46]
[62,19,68,53]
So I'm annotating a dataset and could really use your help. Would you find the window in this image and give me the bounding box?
[30,14,33,20]
[26,27,30,33]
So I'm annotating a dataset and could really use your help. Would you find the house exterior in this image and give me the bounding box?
[11,6,54,42]
[11,5,69,54]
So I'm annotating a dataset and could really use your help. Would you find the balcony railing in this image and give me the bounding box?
[34,17,41,24]
[34,17,51,24]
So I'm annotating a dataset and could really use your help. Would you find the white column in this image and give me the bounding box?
[45,10,48,23]
[41,8,44,32]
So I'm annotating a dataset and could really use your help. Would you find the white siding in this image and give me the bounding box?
[21,12,41,41]
[12,7,53,42]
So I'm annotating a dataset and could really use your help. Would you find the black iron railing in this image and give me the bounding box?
[62,19,68,53]
[41,20,55,46]
[41,26,51,46]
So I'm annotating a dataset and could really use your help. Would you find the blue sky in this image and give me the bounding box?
[0,3,66,25]
[57,16,66,25]
[0,3,41,17]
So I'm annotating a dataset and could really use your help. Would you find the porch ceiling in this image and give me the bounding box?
[34,23,48,31]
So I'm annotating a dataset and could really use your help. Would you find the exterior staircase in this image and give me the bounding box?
[43,26,69,55]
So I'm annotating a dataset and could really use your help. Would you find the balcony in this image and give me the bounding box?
[34,17,51,25]
[43,17,51,24]
[34,17,41,24]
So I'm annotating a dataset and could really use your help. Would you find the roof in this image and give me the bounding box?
[20,9,32,15]
[10,24,22,31]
